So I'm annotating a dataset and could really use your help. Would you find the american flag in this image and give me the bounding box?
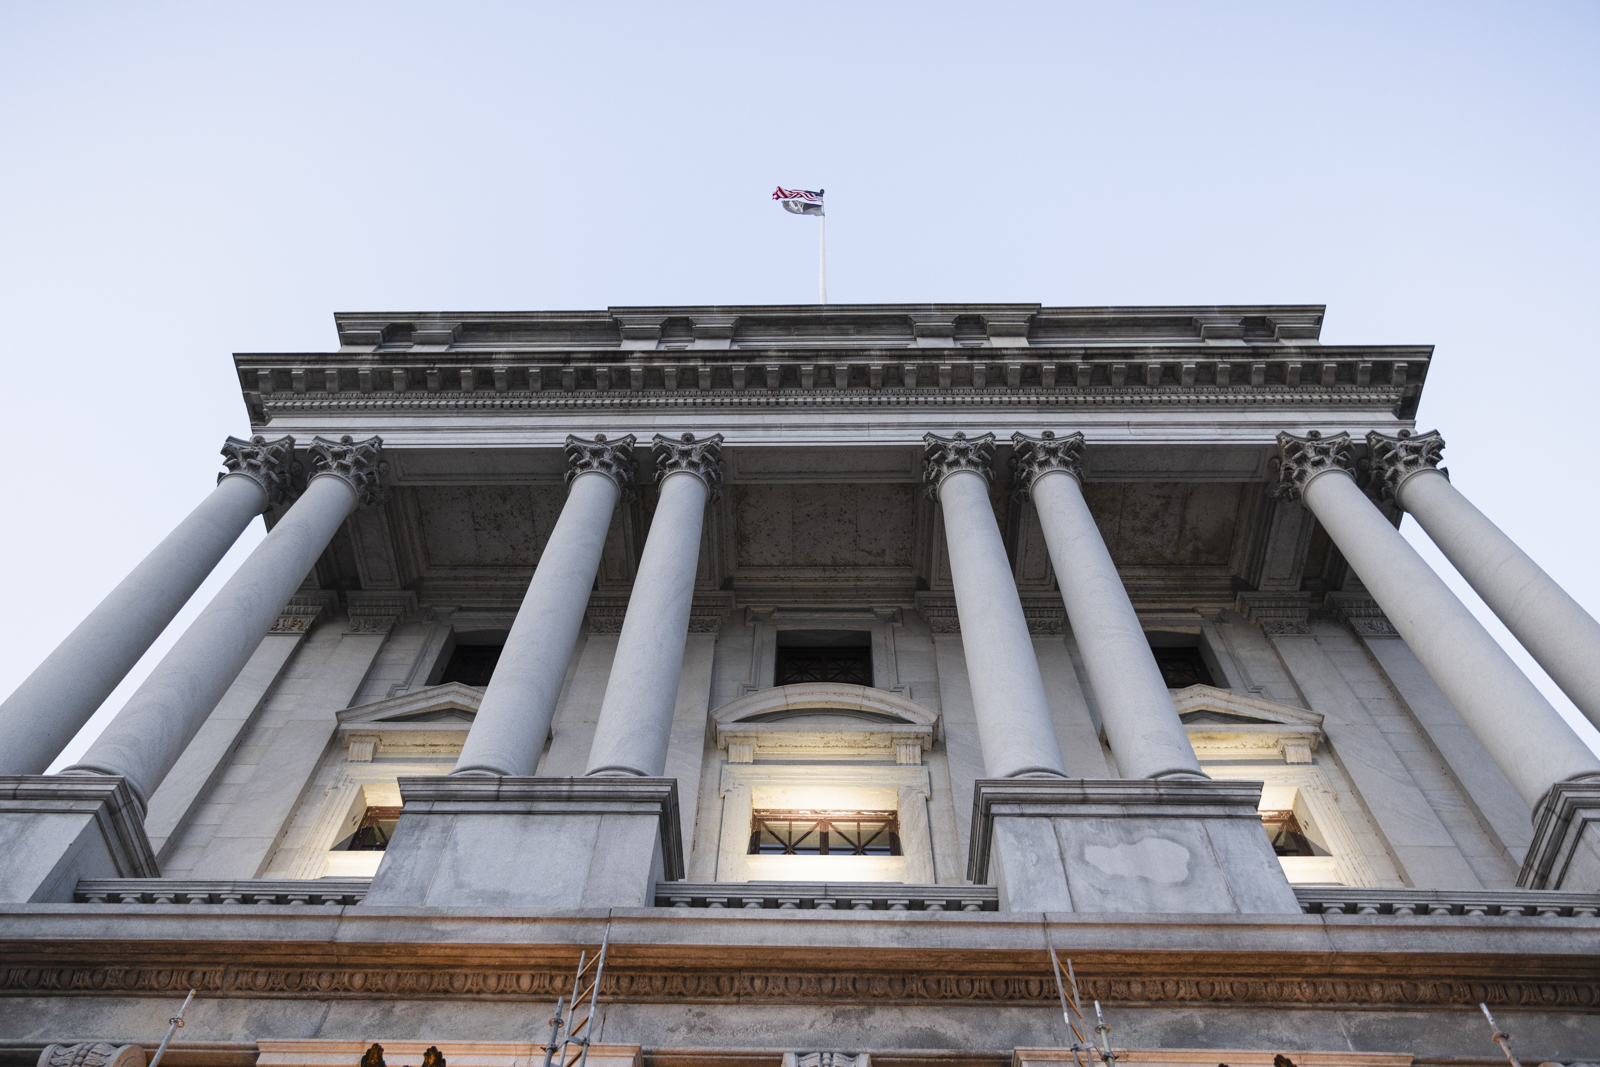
[773,186,824,216]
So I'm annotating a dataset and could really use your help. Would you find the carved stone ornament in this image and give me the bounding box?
[1367,428,1446,503]
[1274,430,1355,501]
[922,431,995,500]
[347,591,420,635]
[218,434,296,505]
[1010,430,1086,498]
[565,433,638,500]
[783,1055,869,1067]
[308,434,388,507]
[652,431,724,502]
[37,1044,146,1067]
[270,593,336,635]
[1325,592,1399,637]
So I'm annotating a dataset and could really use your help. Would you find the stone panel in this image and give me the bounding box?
[1081,482,1244,567]
[734,483,916,569]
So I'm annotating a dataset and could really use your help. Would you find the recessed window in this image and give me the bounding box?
[1151,646,1214,689]
[775,629,872,686]
[334,806,402,852]
[748,809,901,856]
[439,644,502,687]
[1261,809,1320,857]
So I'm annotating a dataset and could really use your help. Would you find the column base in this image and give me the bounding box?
[1518,777,1600,889]
[364,776,683,907]
[0,776,158,903]
[967,778,1300,914]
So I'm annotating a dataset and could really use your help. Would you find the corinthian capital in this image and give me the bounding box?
[653,432,724,502]
[1367,429,1446,503]
[1010,430,1085,499]
[922,431,995,500]
[1274,430,1355,501]
[308,434,388,507]
[565,433,638,500]
[218,434,296,506]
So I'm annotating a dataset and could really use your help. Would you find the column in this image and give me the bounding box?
[923,431,1068,779]
[64,435,387,809]
[1013,431,1205,780]
[1371,429,1600,736]
[0,435,294,776]
[585,432,722,778]
[454,433,636,777]
[1276,431,1600,809]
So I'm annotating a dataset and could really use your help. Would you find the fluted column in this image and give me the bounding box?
[1013,431,1205,780]
[924,432,1068,779]
[1277,431,1600,809]
[455,434,637,777]
[64,435,387,808]
[585,433,722,778]
[0,435,295,776]
[1370,429,1600,737]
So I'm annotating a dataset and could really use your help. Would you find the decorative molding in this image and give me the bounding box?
[565,433,638,501]
[921,431,994,500]
[915,594,1072,637]
[1367,429,1446,504]
[585,597,629,634]
[913,595,960,634]
[1273,430,1354,502]
[77,878,370,906]
[784,1054,867,1067]
[308,435,388,508]
[36,1044,146,1067]
[218,435,296,505]
[1325,592,1398,637]
[346,592,419,635]
[1520,776,1600,890]
[687,596,734,634]
[1009,430,1085,498]
[270,593,338,635]
[1235,592,1311,636]
[652,432,724,502]
[12,954,1599,1011]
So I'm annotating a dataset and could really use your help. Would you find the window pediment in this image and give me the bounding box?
[335,682,482,758]
[1171,684,1323,764]
[711,682,939,763]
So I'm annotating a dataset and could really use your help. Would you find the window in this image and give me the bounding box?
[1260,809,1317,857]
[1151,646,1214,689]
[335,806,402,852]
[748,810,901,857]
[774,629,872,686]
[439,644,502,687]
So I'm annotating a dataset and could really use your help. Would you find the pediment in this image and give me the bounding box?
[711,682,940,730]
[1170,684,1322,729]
[336,682,483,726]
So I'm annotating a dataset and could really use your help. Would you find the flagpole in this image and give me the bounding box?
[819,212,827,307]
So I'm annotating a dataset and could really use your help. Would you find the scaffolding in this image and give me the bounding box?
[542,925,612,1067]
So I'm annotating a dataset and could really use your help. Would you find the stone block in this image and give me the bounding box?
[363,776,683,907]
[968,778,1300,914]
[1519,778,1600,890]
[0,776,157,903]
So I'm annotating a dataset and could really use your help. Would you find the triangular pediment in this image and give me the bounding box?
[336,682,483,725]
[1170,684,1323,729]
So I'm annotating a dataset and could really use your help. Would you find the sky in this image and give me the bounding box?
[1,1,1598,769]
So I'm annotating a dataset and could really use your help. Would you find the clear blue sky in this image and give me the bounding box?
[2,1,1597,764]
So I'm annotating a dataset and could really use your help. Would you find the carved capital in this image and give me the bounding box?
[1274,430,1355,501]
[347,591,419,635]
[219,434,296,506]
[565,433,638,500]
[271,592,337,635]
[922,431,995,500]
[652,432,724,502]
[1236,591,1311,635]
[1010,430,1085,498]
[1367,429,1446,504]
[308,434,388,507]
[1325,592,1398,637]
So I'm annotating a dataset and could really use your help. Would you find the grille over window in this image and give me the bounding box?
[440,644,502,687]
[1151,646,1214,689]
[337,806,402,852]
[749,809,901,856]
[774,648,872,685]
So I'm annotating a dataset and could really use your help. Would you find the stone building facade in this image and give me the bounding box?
[1,304,1598,1067]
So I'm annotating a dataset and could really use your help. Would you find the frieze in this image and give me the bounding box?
[3,962,1597,1012]
[1235,592,1312,636]
[347,592,420,635]
[270,593,339,635]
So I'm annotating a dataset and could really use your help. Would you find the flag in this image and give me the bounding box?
[773,186,824,216]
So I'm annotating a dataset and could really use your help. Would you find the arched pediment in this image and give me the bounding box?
[711,682,940,731]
